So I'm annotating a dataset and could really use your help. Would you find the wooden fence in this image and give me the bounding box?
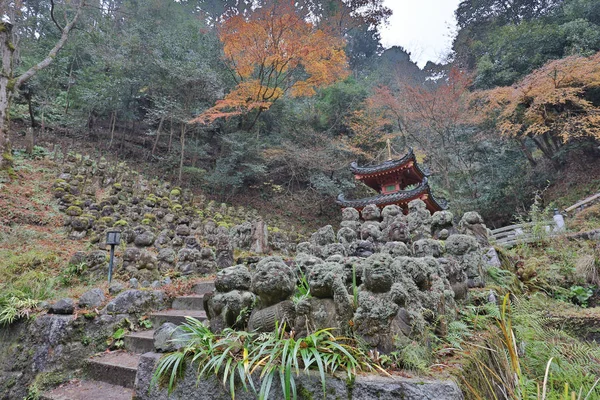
[489,191,599,248]
[490,220,560,248]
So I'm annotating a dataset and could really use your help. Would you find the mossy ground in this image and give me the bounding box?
[0,154,87,306]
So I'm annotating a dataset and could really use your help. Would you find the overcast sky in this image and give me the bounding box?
[380,0,462,67]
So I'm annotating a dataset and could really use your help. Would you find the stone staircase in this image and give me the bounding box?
[41,280,214,400]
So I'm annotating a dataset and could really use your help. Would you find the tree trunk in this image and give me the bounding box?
[120,121,126,152]
[518,138,537,167]
[168,114,174,153]
[531,135,559,169]
[0,1,83,170]
[108,111,117,149]
[25,127,34,155]
[542,132,558,156]
[26,90,36,128]
[151,115,165,156]
[178,123,186,184]
[41,109,45,139]
[64,60,74,114]
[0,22,15,170]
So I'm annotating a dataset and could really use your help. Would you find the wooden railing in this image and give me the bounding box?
[489,191,599,248]
[564,192,600,213]
[490,220,559,248]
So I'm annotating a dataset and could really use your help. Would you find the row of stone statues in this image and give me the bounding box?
[54,153,296,281]
[205,201,497,353]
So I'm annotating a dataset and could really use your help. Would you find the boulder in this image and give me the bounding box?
[78,288,105,308]
[310,225,336,247]
[361,204,381,221]
[108,281,126,295]
[175,224,191,237]
[215,265,253,292]
[135,231,156,247]
[103,290,166,314]
[157,248,176,264]
[49,298,75,315]
[154,323,184,352]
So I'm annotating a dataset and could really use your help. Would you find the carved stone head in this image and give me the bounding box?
[413,239,443,258]
[408,199,427,214]
[381,205,402,221]
[352,240,375,258]
[341,207,360,222]
[432,211,454,230]
[307,263,344,298]
[251,257,296,306]
[215,264,252,292]
[385,218,409,243]
[361,204,381,221]
[363,254,394,293]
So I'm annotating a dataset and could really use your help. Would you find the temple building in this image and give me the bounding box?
[336,144,448,214]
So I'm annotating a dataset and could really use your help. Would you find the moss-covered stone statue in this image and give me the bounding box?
[353,254,412,352]
[407,199,432,241]
[431,210,458,240]
[445,234,484,288]
[247,257,297,332]
[360,204,383,242]
[294,262,353,337]
[204,265,256,332]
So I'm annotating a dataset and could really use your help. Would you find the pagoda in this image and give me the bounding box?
[336,142,447,214]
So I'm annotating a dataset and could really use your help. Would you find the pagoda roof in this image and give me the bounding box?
[336,178,448,212]
[350,148,430,177]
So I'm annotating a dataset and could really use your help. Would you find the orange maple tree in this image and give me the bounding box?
[472,52,600,162]
[191,1,349,130]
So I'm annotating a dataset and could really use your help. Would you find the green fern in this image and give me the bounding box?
[446,321,471,350]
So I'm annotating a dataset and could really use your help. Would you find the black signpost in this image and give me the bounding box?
[106,230,121,284]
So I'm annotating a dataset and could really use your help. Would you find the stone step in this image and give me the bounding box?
[172,295,205,310]
[150,309,207,327]
[192,280,215,296]
[124,330,155,354]
[41,379,133,400]
[86,351,140,389]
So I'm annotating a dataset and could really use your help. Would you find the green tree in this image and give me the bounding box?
[0,0,84,169]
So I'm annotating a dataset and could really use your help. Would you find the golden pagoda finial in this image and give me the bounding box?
[386,138,392,161]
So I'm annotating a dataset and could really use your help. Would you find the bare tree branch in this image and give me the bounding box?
[49,0,64,31]
[15,0,84,89]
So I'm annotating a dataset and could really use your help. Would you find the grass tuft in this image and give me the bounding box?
[152,318,388,399]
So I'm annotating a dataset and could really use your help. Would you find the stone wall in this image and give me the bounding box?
[135,352,464,400]
[0,287,168,399]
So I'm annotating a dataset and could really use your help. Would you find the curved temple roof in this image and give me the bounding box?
[349,148,430,177]
[336,178,448,211]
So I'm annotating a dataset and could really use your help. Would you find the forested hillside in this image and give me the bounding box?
[1,0,600,227]
[3,2,600,399]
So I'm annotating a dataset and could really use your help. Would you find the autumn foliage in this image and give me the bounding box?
[192,1,349,128]
[348,69,473,171]
[473,52,600,158]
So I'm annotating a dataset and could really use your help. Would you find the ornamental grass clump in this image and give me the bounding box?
[461,294,600,400]
[152,317,387,400]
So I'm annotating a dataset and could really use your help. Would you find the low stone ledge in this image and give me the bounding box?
[134,352,464,400]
